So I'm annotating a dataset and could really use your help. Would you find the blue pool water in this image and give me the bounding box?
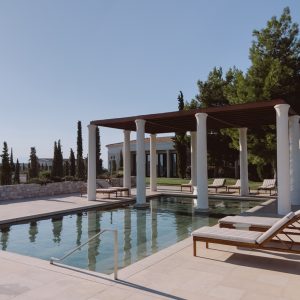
[0,196,261,274]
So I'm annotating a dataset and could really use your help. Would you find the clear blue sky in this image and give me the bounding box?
[1,0,299,167]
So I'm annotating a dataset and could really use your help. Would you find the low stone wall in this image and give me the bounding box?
[0,181,87,201]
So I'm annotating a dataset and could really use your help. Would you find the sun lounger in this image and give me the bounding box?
[181,180,192,192]
[96,188,118,198]
[257,179,276,195]
[208,178,226,193]
[219,212,300,232]
[226,179,241,193]
[192,211,300,256]
[218,215,281,231]
[97,179,129,196]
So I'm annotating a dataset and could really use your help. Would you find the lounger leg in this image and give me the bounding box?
[206,242,209,249]
[193,240,197,256]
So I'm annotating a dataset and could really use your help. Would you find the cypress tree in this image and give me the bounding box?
[173,91,189,178]
[96,127,102,175]
[64,160,70,177]
[57,140,64,178]
[69,148,76,177]
[14,159,20,184]
[76,121,85,180]
[28,147,39,178]
[10,148,15,172]
[51,141,58,177]
[119,150,123,170]
[1,142,12,185]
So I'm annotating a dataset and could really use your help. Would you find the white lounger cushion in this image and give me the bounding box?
[218,216,280,228]
[256,211,295,244]
[192,226,262,244]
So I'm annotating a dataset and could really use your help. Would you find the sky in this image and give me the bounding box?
[0,0,300,168]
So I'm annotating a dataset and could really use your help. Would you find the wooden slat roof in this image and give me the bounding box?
[91,99,296,134]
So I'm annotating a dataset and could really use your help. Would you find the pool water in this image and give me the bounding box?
[0,196,261,274]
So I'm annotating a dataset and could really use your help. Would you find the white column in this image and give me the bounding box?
[239,128,249,196]
[191,131,197,195]
[123,130,131,192]
[135,119,147,207]
[87,124,97,201]
[275,104,291,214]
[166,150,171,178]
[289,115,300,205]
[150,134,157,191]
[195,113,209,211]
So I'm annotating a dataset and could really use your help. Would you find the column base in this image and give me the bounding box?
[134,203,150,209]
[194,208,210,215]
[193,187,197,195]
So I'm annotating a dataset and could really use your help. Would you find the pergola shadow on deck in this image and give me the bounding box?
[88,99,300,214]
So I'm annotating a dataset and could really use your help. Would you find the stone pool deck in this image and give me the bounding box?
[1,187,299,299]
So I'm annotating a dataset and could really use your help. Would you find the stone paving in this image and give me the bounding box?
[1,187,299,299]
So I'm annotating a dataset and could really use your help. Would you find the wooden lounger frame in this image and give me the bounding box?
[193,216,300,256]
[180,184,192,192]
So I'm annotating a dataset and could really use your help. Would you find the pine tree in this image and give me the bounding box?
[10,148,15,172]
[28,147,39,178]
[14,159,20,184]
[1,142,12,185]
[69,148,76,177]
[76,121,85,180]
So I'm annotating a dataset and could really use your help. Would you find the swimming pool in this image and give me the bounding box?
[0,196,261,274]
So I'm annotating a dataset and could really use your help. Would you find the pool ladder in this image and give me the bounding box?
[50,228,118,280]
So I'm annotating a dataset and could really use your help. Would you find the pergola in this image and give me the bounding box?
[88,99,300,214]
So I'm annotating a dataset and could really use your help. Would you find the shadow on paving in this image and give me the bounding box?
[226,252,300,275]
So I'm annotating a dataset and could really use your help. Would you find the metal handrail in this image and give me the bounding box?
[50,228,118,279]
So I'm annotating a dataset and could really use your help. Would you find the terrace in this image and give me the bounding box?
[1,99,300,299]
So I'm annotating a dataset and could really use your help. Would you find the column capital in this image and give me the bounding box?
[135,119,146,127]
[289,115,300,122]
[150,133,156,138]
[238,127,248,132]
[88,124,97,130]
[123,129,131,134]
[195,112,208,120]
[274,104,290,115]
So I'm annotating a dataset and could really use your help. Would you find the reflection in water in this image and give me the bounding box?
[76,213,83,246]
[0,196,262,274]
[29,221,38,243]
[0,226,10,250]
[123,208,131,265]
[151,201,158,252]
[136,209,147,260]
[52,217,63,244]
[87,210,101,271]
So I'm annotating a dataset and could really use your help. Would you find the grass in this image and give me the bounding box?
[145,177,262,190]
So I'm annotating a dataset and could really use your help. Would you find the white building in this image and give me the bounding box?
[106,136,177,177]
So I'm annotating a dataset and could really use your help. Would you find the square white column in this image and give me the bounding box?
[87,124,97,201]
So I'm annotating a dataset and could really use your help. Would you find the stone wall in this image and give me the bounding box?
[0,181,87,201]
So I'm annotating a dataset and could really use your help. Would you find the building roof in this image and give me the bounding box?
[106,136,173,148]
[91,99,296,134]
